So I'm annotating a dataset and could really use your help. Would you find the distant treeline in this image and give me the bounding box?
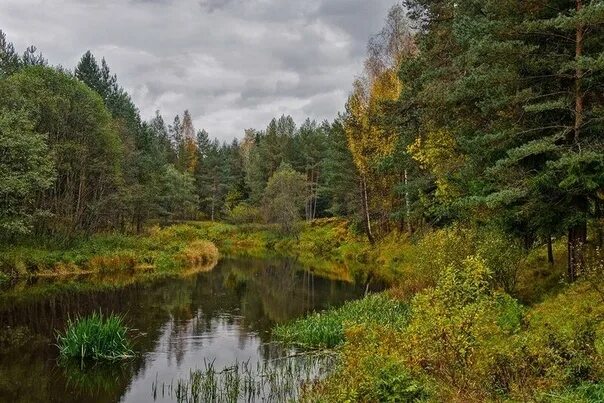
[0,30,358,240]
[2,0,604,280]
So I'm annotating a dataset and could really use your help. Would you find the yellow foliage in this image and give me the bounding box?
[408,128,464,201]
[345,67,401,176]
[183,137,198,174]
[178,240,219,267]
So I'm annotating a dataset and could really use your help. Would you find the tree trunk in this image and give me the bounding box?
[360,177,375,244]
[404,169,412,234]
[136,212,143,234]
[568,222,587,282]
[596,199,603,249]
[312,170,319,220]
[574,0,584,145]
[567,5,586,282]
[547,234,554,265]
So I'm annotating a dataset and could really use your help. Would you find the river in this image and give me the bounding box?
[0,257,365,402]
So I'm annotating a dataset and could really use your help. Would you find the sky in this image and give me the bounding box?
[3,0,397,141]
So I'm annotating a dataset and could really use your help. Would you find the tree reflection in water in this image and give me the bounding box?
[0,257,363,403]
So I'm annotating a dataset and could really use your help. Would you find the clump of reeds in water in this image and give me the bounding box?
[151,353,336,403]
[57,312,134,361]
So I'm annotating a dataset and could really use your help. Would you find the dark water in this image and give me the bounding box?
[0,257,364,403]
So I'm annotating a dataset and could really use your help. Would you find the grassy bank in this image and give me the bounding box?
[270,225,604,402]
[276,272,604,402]
[273,293,409,349]
[0,219,569,295]
[0,225,219,280]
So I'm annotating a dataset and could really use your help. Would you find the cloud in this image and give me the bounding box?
[2,0,398,141]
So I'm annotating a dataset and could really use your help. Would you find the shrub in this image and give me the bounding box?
[178,240,219,267]
[57,312,134,361]
[228,203,262,224]
[475,229,524,293]
[302,326,430,402]
[397,227,476,296]
[402,257,522,395]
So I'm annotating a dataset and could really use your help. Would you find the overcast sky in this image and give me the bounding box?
[3,0,397,141]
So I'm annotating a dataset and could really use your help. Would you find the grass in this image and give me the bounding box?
[153,355,336,403]
[544,383,604,402]
[0,225,220,279]
[273,293,409,349]
[56,312,134,361]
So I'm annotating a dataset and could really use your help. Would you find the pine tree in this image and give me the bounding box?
[0,30,21,77]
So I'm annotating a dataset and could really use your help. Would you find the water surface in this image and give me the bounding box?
[0,257,364,402]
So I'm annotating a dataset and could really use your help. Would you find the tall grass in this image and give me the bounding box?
[273,293,409,349]
[57,312,134,361]
[152,355,335,403]
[0,225,220,278]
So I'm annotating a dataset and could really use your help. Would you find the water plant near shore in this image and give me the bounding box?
[57,312,134,361]
[152,354,336,403]
[273,293,409,349]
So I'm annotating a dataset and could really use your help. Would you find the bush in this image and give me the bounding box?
[475,228,524,293]
[228,203,262,224]
[302,325,430,402]
[402,257,522,396]
[57,312,134,361]
[178,240,219,267]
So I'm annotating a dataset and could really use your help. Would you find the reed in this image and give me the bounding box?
[57,312,134,361]
[151,354,336,403]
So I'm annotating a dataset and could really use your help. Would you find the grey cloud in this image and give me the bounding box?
[3,0,399,140]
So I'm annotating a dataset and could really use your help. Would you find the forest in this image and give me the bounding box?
[1,0,604,402]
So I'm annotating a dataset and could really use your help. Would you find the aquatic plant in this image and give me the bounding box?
[273,293,409,349]
[152,354,336,403]
[57,312,134,361]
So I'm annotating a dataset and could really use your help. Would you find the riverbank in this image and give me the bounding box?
[0,219,369,284]
[1,219,569,300]
[0,225,219,283]
[2,219,602,401]
[270,225,604,402]
[278,281,604,402]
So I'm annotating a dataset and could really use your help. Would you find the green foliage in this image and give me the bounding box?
[273,293,409,349]
[0,108,54,237]
[56,312,134,361]
[402,257,521,392]
[262,163,308,234]
[305,354,429,402]
[0,65,122,234]
[157,165,198,221]
[227,203,262,224]
[546,383,604,403]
